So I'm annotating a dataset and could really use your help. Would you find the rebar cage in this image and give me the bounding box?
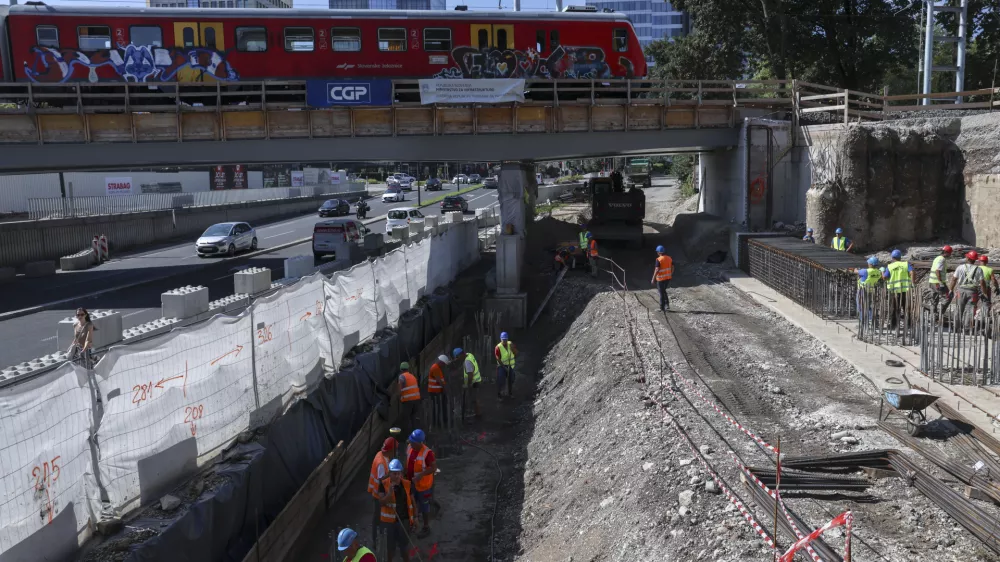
[920,291,1000,386]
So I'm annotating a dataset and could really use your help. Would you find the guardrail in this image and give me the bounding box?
[796,81,1000,123]
[27,183,366,219]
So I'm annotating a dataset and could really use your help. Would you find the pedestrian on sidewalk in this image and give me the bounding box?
[336,528,376,562]
[405,430,437,538]
[368,437,398,538]
[802,228,814,243]
[650,245,674,312]
[929,245,953,313]
[831,228,853,252]
[398,362,421,438]
[376,459,416,562]
[494,332,517,399]
[427,355,449,429]
[456,347,482,418]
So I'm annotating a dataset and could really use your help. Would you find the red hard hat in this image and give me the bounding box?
[942,245,953,254]
[382,437,398,452]
[980,255,989,264]
[967,251,979,261]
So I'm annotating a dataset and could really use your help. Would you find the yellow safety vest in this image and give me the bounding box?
[579,232,588,250]
[929,255,946,285]
[463,353,481,387]
[344,546,375,562]
[831,236,847,251]
[981,265,994,286]
[858,268,880,290]
[496,342,516,368]
[886,261,912,294]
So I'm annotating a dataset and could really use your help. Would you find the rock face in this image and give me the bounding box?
[806,122,965,252]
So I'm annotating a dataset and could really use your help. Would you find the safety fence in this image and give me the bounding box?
[920,292,1000,386]
[0,219,479,561]
[27,182,366,219]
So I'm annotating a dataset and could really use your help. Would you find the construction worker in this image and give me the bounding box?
[494,331,517,399]
[586,232,598,277]
[377,459,416,562]
[929,245,954,313]
[802,228,815,243]
[368,437,398,537]
[554,246,574,272]
[427,355,449,429]
[884,249,914,329]
[855,257,881,324]
[979,255,996,304]
[398,362,420,438]
[405,429,437,538]
[336,528,376,562]
[456,347,482,418]
[650,245,674,312]
[578,224,588,252]
[950,251,987,325]
[831,228,853,252]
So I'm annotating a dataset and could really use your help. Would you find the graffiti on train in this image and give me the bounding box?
[24,45,240,83]
[432,45,634,80]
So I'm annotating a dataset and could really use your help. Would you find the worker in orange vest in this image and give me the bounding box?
[406,429,438,538]
[376,459,417,562]
[427,354,449,429]
[367,437,398,537]
[586,232,598,277]
[650,245,674,312]
[398,362,421,438]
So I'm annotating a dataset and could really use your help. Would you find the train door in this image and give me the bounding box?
[172,22,225,82]
[469,24,514,51]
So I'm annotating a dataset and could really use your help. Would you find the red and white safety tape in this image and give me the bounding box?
[780,511,853,562]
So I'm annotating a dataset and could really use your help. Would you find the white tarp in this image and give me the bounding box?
[324,262,378,364]
[418,79,525,104]
[0,363,99,561]
[405,238,431,303]
[94,312,256,511]
[375,247,409,329]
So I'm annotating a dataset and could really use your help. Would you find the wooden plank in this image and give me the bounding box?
[309,109,351,137]
[0,115,39,143]
[884,87,996,101]
[438,108,474,135]
[591,106,625,131]
[886,101,992,112]
[267,111,310,139]
[476,107,515,134]
[133,113,179,142]
[698,108,732,127]
[180,113,219,141]
[394,107,434,136]
[38,114,86,143]
[515,106,548,133]
[627,105,660,130]
[800,92,845,102]
[557,106,589,132]
[351,108,393,136]
[799,105,847,114]
[222,111,266,139]
[664,108,696,128]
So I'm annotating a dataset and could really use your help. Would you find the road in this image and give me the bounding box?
[0,184,498,369]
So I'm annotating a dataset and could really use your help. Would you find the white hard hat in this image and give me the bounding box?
[437,354,450,363]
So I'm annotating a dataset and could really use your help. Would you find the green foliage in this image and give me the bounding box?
[671,155,697,198]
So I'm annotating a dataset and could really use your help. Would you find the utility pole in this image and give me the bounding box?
[921,0,969,105]
[555,0,562,11]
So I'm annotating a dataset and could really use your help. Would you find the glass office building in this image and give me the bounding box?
[328,0,445,9]
[584,0,690,64]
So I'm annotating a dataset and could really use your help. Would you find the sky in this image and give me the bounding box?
[33,0,587,10]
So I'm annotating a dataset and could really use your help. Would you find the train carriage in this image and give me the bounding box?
[1,4,646,84]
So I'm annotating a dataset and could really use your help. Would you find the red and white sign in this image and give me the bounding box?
[105,177,134,196]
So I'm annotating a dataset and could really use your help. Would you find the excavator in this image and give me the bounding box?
[587,168,645,247]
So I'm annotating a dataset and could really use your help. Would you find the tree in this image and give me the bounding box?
[644,32,744,81]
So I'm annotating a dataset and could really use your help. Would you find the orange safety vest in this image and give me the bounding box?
[399,371,420,402]
[655,255,673,281]
[378,477,415,525]
[368,451,390,496]
[588,239,598,257]
[428,362,445,394]
[410,445,435,492]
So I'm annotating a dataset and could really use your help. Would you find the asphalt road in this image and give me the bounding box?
[0,184,498,369]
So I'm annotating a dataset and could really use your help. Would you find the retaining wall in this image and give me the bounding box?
[0,190,366,268]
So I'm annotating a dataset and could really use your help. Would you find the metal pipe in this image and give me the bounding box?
[956,0,969,102]
[922,0,936,105]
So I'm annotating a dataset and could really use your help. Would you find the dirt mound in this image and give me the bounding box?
[673,212,732,264]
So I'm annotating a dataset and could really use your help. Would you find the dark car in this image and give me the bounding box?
[424,178,443,191]
[440,195,469,213]
[318,199,350,217]
[483,176,498,188]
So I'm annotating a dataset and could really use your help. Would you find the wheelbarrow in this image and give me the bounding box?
[879,388,940,437]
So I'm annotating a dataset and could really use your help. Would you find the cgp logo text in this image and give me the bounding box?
[328,83,370,104]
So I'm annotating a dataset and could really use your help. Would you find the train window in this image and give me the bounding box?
[535,30,544,52]
[549,30,559,49]
[130,26,163,47]
[236,27,268,52]
[205,27,217,49]
[496,28,508,50]
[477,29,489,48]
[181,26,196,47]
[613,29,627,52]
[378,28,406,52]
[331,27,361,52]
[78,26,112,50]
[36,26,59,48]
[423,29,451,52]
[284,27,314,52]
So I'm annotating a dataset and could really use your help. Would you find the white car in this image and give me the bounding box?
[398,177,413,191]
[385,207,425,234]
[196,222,257,257]
[312,218,367,259]
[452,174,469,184]
[382,186,405,202]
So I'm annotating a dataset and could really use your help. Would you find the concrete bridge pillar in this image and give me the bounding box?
[485,162,537,328]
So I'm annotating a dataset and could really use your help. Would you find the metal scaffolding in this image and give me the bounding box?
[920,295,1000,386]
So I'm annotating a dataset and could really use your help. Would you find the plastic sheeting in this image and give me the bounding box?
[375,248,409,329]
[0,363,99,562]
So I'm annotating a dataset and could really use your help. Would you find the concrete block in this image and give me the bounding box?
[122,317,180,341]
[234,267,271,295]
[484,293,527,329]
[318,257,351,276]
[496,235,524,294]
[161,285,209,320]
[364,233,385,251]
[25,260,56,278]
[391,225,409,241]
[447,211,464,224]
[60,248,97,271]
[284,255,315,279]
[58,309,123,350]
[0,267,15,283]
[210,293,250,312]
[0,352,69,384]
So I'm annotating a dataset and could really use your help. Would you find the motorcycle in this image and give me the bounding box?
[355,200,369,220]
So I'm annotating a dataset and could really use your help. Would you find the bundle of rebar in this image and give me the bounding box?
[932,399,1000,458]
[746,467,872,492]
[780,450,895,473]
[742,474,845,562]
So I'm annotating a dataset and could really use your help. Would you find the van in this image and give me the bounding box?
[312,218,368,259]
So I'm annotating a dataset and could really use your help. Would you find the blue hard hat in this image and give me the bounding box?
[867,257,879,266]
[389,459,404,472]
[835,228,843,234]
[656,245,665,253]
[806,228,813,233]
[337,528,357,551]
[409,429,425,443]
[500,331,509,340]
[585,232,593,239]
[453,347,463,358]
[891,249,902,259]
[569,246,576,251]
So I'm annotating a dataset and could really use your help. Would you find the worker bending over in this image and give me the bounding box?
[650,245,674,312]
[929,245,953,313]
[495,331,517,399]
[950,251,988,326]
[427,354,449,429]
[368,437,398,537]
[586,232,598,277]
[455,347,482,418]
[831,228,854,252]
[554,246,575,272]
[802,228,815,243]
[406,429,437,538]
[376,459,417,562]
[336,528,375,562]
[883,250,914,329]
[398,362,421,438]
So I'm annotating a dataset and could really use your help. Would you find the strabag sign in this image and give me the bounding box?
[306,79,393,107]
[105,177,134,196]
[418,79,525,104]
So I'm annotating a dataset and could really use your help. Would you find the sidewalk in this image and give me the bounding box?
[725,270,1000,437]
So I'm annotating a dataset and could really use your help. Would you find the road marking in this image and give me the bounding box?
[122,308,153,318]
[41,336,56,342]
[262,230,293,240]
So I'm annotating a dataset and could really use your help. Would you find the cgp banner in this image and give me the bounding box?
[306,79,393,107]
[418,79,525,104]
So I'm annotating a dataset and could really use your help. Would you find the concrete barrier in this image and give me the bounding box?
[391,225,409,241]
[59,248,97,271]
[447,211,464,224]
[235,267,272,295]
[25,260,56,277]
[161,285,210,320]
[364,233,385,252]
[284,255,315,279]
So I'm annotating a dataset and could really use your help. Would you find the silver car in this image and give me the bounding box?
[196,222,257,257]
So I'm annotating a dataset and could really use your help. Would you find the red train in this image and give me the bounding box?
[0,4,646,84]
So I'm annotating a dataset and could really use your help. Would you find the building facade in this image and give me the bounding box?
[327,0,445,9]
[584,0,689,63]
[147,0,291,9]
